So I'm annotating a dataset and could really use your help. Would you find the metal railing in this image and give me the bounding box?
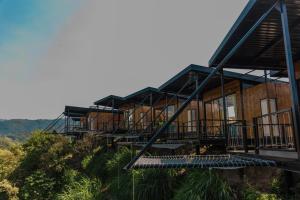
[254,108,295,150]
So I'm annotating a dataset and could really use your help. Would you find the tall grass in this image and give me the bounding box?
[173,170,233,200]
[57,176,102,200]
[135,169,177,200]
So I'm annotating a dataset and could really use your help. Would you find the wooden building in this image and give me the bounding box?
[64,105,123,135]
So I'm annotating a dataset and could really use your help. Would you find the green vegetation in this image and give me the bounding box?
[173,170,233,200]
[0,133,297,200]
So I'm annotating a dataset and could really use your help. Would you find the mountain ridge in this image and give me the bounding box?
[0,119,54,141]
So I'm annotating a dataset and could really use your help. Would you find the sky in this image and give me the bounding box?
[0,0,248,119]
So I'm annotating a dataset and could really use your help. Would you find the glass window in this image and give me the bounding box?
[226,94,237,121]
[187,109,197,132]
[205,93,237,121]
[261,99,279,137]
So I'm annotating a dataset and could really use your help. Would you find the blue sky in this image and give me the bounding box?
[0,0,82,80]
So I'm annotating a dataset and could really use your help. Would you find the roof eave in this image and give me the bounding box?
[208,0,257,67]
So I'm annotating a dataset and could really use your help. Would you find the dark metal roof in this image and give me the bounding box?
[159,64,265,95]
[64,105,122,117]
[209,0,300,69]
[124,87,162,105]
[124,87,188,105]
[94,95,125,108]
[131,154,277,169]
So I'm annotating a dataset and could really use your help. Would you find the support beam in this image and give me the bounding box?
[220,69,228,151]
[280,0,300,159]
[112,99,115,131]
[124,2,277,169]
[133,103,136,133]
[196,77,201,143]
[195,76,201,155]
[150,93,153,133]
[240,82,248,153]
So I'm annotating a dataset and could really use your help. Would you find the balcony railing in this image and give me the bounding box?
[254,108,295,150]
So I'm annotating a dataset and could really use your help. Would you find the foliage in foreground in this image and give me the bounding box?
[105,147,135,200]
[0,132,298,200]
[57,175,102,200]
[243,185,280,200]
[0,179,19,200]
[20,170,56,200]
[173,170,233,200]
[135,169,178,200]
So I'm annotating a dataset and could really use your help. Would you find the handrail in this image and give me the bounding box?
[109,92,153,135]
[42,113,64,134]
[255,108,292,119]
[136,78,193,135]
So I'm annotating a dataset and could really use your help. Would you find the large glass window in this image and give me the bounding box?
[187,109,197,132]
[260,99,279,137]
[166,105,176,133]
[205,93,237,121]
[226,94,237,121]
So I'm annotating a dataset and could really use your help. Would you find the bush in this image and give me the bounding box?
[135,169,177,200]
[107,172,134,200]
[0,179,19,200]
[106,147,134,178]
[12,132,72,185]
[82,147,114,182]
[57,176,102,200]
[243,185,281,200]
[20,170,56,200]
[173,170,233,200]
[105,147,136,200]
[0,138,23,181]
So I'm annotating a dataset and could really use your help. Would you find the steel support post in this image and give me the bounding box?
[220,69,228,151]
[280,0,300,159]
[150,93,153,133]
[240,82,248,153]
[112,99,115,132]
[196,76,201,154]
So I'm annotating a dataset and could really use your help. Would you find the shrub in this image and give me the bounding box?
[12,132,72,185]
[135,169,177,200]
[20,170,56,200]
[173,170,233,200]
[243,185,281,200]
[107,172,134,200]
[106,147,134,178]
[82,147,113,182]
[105,147,135,200]
[56,176,102,200]
[0,179,19,200]
[0,138,23,181]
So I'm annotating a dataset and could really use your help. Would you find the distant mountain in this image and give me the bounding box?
[0,119,54,141]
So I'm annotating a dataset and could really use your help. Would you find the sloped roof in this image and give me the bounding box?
[209,0,300,70]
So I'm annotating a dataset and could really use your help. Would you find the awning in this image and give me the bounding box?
[131,154,277,169]
[209,0,300,70]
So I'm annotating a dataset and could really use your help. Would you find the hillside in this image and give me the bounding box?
[0,119,53,141]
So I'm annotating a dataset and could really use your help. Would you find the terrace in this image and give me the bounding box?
[125,0,300,171]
